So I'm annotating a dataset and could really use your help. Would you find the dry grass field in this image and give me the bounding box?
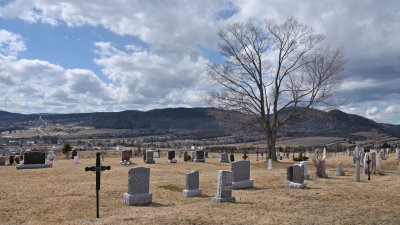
[0,152,399,225]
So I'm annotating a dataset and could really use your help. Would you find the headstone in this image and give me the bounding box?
[183,151,189,162]
[370,151,376,174]
[194,150,205,162]
[305,150,309,157]
[190,151,196,162]
[71,149,78,159]
[145,150,155,164]
[153,151,159,158]
[363,154,369,175]
[24,152,45,164]
[212,170,235,203]
[322,148,327,159]
[355,161,360,182]
[284,165,293,184]
[167,151,176,163]
[231,160,253,189]
[317,159,328,178]
[124,166,152,205]
[335,162,345,176]
[268,158,273,170]
[396,148,399,159]
[121,150,131,164]
[183,170,202,197]
[300,161,309,179]
[375,152,380,171]
[205,151,209,158]
[347,149,350,156]
[9,155,15,165]
[290,164,307,188]
[74,156,79,164]
[178,151,183,158]
[0,156,5,166]
[230,153,235,162]
[219,152,229,163]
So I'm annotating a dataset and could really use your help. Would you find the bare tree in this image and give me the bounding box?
[207,18,346,161]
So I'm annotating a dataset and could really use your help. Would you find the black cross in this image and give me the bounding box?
[256,150,259,161]
[366,155,371,181]
[85,152,111,218]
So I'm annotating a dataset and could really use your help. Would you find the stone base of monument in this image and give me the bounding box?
[124,192,152,205]
[284,180,292,184]
[232,179,254,189]
[144,160,155,164]
[335,171,345,176]
[17,164,52,169]
[219,159,229,163]
[289,182,307,189]
[194,159,205,162]
[182,188,202,198]
[212,196,235,203]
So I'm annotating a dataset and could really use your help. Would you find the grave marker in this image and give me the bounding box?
[85,152,111,218]
[212,170,235,203]
[335,162,345,176]
[124,166,152,205]
[290,164,307,188]
[231,160,253,189]
[183,170,202,197]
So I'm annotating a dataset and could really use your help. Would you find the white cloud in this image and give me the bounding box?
[0,29,26,56]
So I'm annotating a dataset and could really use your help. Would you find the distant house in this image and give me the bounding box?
[52,145,60,151]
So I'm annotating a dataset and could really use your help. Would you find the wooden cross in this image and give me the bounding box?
[366,155,371,181]
[85,152,111,218]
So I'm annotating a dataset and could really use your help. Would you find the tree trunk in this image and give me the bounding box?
[266,131,278,161]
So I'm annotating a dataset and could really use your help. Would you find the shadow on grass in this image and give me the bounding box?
[145,202,170,207]
[236,186,268,191]
[236,201,254,205]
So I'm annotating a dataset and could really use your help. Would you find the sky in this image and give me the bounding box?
[0,0,399,124]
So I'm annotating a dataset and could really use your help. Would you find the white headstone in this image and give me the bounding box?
[323,148,327,159]
[375,152,380,170]
[396,148,399,160]
[268,158,273,170]
[74,156,79,164]
[300,161,309,179]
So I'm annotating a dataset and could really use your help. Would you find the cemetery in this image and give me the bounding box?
[0,149,399,224]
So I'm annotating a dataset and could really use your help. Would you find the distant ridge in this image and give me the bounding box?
[0,107,399,137]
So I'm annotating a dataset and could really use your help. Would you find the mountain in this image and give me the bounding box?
[0,107,399,138]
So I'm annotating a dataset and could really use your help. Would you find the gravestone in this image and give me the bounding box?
[212,170,235,203]
[121,150,131,165]
[219,152,229,163]
[9,155,15,165]
[183,170,202,197]
[318,159,328,178]
[153,151,159,158]
[0,156,5,166]
[167,151,176,162]
[178,151,183,158]
[231,160,253,189]
[300,161,309,179]
[323,148,327,159]
[145,150,155,164]
[370,151,377,174]
[335,162,345,176]
[71,149,78,159]
[191,151,196,162]
[194,150,205,162]
[396,148,399,160]
[363,154,369,175]
[124,166,152,205]
[375,152,380,171]
[355,161,360,182]
[24,152,45,164]
[290,164,307,188]
[183,151,189,162]
[268,158,273,170]
[284,165,294,184]
[74,156,79,164]
[230,153,235,162]
[205,151,209,158]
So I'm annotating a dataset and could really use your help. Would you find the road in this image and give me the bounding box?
[38,116,49,136]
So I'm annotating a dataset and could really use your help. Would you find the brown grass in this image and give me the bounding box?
[0,153,399,225]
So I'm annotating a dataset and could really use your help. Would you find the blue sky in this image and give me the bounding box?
[0,0,399,124]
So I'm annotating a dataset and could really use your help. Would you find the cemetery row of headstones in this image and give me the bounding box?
[124,159,254,205]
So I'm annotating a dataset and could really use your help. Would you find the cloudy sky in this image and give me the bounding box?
[0,0,399,124]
